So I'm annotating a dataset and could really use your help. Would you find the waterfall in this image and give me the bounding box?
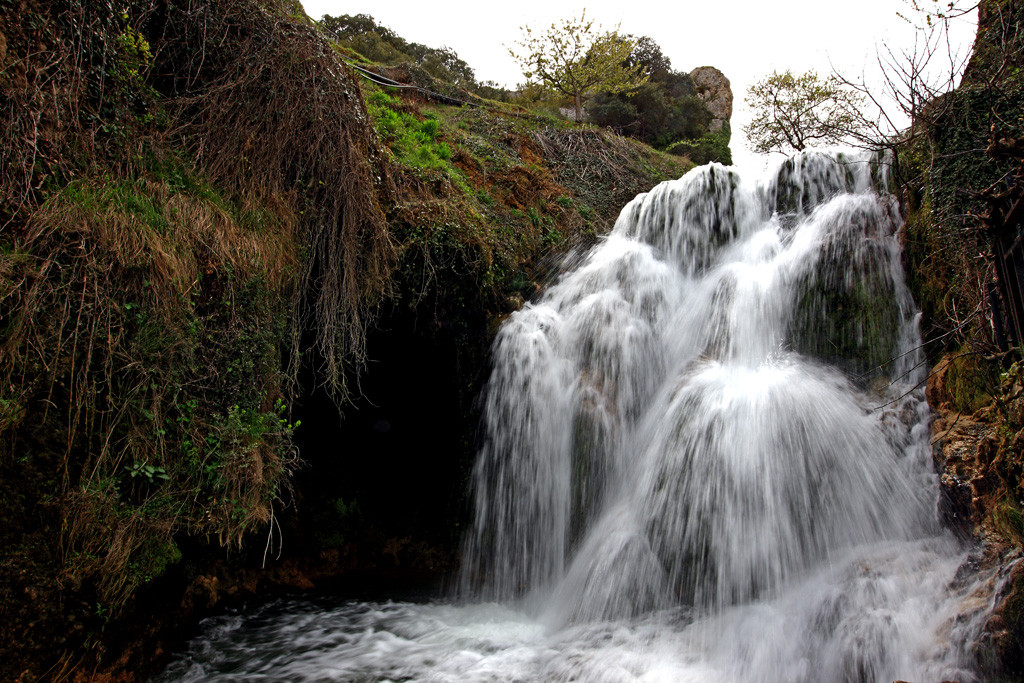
[457,151,979,677]
[158,152,994,683]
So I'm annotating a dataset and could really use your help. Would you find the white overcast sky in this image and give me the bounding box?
[300,0,978,170]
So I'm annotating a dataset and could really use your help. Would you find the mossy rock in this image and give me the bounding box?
[788,234,902,379]
[945,349,1000,413]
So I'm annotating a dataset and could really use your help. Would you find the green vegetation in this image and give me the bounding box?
[587,37,730,163]
[666,124,734,166]
[945,348,1000,412]
[357,77,691,342]
[0,0,385,676]
[367,91,455,171]
[897,1,1024,355]
[320,13,481,93]
[744,70,865,154]
[5,160,301,591]
[509,12,648,122]
[321,12,727,167]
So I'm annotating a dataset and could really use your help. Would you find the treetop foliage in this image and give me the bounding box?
[319,13,477,88]
[743,70,866,154]
[626,35,674,81]
[586,35,728,163]
[899,0,976,26]
[509,11,648,120]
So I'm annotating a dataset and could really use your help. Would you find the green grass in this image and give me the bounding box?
[62,179,170,233]
[367,90,457,172]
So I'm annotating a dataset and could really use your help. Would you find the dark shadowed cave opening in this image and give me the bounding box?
[289,303,490,583]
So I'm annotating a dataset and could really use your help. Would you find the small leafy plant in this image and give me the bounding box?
[125,461,169,484]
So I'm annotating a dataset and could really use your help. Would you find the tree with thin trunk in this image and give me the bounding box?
[743,70,866,155]
[509,11,648,122]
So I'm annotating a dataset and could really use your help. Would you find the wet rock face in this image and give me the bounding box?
[928,353,1024,679]
[976,559,1024,680]
[930,408,993,529]
[927,353,1013,530]
[688,66,733,132]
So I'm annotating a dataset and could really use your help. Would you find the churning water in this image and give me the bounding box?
[158,153,996,682]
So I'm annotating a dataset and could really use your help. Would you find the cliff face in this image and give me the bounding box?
[904,1,1024,678]
[0,0,697,679]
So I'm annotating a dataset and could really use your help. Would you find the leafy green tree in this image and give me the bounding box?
[406,43,475,87]
[590,83,710,147]
[626,35,673,81]
[588,35,715,154]
[319,14,475,88]
[319,13,396,41]
[743,70,866,154]
[509,12,648,121]
[320,14,411,63]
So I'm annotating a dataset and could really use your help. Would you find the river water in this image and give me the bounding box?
[158,153,996,682]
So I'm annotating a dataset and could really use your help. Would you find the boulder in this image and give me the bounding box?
[689,66,733,133]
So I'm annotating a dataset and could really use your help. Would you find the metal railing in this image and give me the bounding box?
[345,61,479,108]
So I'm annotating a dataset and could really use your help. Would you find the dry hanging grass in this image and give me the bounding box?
[0,2,392,674]
[160,0,397,400]
[0,0,89,222]
[0,158,302,602]
[25,179,298,304]
[2,0,394,626]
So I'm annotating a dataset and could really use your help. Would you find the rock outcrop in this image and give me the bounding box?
[689,66,733,133]
[929,353,1024,678]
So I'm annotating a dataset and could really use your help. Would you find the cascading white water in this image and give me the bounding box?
[457,150,983,676]
[158,153,997,683]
